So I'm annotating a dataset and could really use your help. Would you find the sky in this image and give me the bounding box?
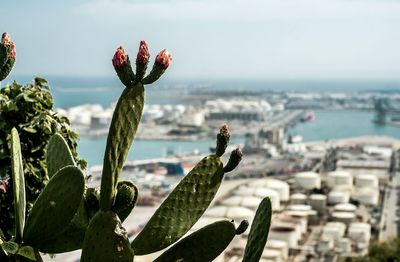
[1,0,400,80]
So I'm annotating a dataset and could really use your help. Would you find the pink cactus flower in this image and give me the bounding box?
[156,49,172,69]
[1,32,16,59]
[136,40,149,63]
[112,46,127,68]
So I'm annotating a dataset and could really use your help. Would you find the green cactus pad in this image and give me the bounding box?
[10,128,26,241]
[154,220,236,262]
[81,211,134,262]
[100,83,144,211]
[46,133,76,178]
[23,166,85,246]
[36,197,90,253]
[242,197,272,262]
[131,154,224,255]
[112,181,138,222]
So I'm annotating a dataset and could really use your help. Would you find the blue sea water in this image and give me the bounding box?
[4,76,400,166]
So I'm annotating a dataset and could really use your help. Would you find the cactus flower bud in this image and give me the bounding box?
[112,46,127,68]
[223,147,243,173]
[1,32,16,59]
[0,179,9,193]
[235,220,249,235]
[215,124,230,157]
[136,40,149,63]
[155,49,172,69]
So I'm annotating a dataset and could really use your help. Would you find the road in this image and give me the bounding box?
[379,172,400,241]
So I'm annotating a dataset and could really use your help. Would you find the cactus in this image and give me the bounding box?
[242,197,273,262]
[46,133,76,178]
[10,128,26,242]
[131,154,225,255]
[81,211,134,262]
[23,165,85,246]
[0,32,16,81]
[154,220,248,262]
[1,37,274,261]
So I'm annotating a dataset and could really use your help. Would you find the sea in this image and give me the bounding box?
[5,76,400,167]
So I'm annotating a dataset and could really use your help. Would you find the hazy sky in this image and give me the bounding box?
[1,0,400,79]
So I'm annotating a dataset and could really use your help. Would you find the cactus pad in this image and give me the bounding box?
[81,211,134,262]
[100,83,144,211]
[46,133,76,178]
[10,128,26,241]
[112,181,138,222]
[154,220,236,262]
[131,154,224,255]
[242,197,272,262]
[23,166,85,246]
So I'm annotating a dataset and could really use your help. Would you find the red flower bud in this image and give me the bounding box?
[112,46,127,68]
[136,40,149,63]
[155,49,172,69]
[1,32,16,59]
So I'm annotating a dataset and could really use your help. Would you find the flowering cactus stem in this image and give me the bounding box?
[142,49,172,85]
[46,133,76,178]
[154,220,240,262]
[242,197,272,262]
[223,147,243,173]
[23,166,85,246]
[113,47,136,87]
[135,41,149,83]
[10,128,26,242]
[100,83,144,211]
[81,211,134,262]
[131,154,224,255]
[0,32,16,81]
[216,124,230,157]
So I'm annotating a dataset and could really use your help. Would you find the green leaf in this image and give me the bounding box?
[1,241,19,255]
[17,246,36,261]
[10,128,26,241]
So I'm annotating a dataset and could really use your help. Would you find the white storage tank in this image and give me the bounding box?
[353,188,379,206]
[269,226,298,248]
[287,204,312,212]
[294,172,321,189]
[249,179,290,201]
[261,248,282,262]
[316,237,334,253]
[331,212,355,226]
[290,193,307,205]
[328,191,350,204]
[336,238,352,253]
[309,194,327,214]
[348,223,371,244]
[355,174,378,188]
[235,186,280,210]
[327,171,353,188]
[266,240,288,261]
[322,222,346,241]
[334,203,357,212]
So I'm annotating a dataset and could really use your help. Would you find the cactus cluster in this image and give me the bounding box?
[0,35,273,261]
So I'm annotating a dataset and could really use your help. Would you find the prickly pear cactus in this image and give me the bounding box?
[0,32,16,81]
[23,166,85,246]
[47,133,76,178]
[80,211,134,262]
[154,220,248,262]
[100,83,145,211]
[131,154,225,255]
[242,197,272,262]
[10,128,25,242]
